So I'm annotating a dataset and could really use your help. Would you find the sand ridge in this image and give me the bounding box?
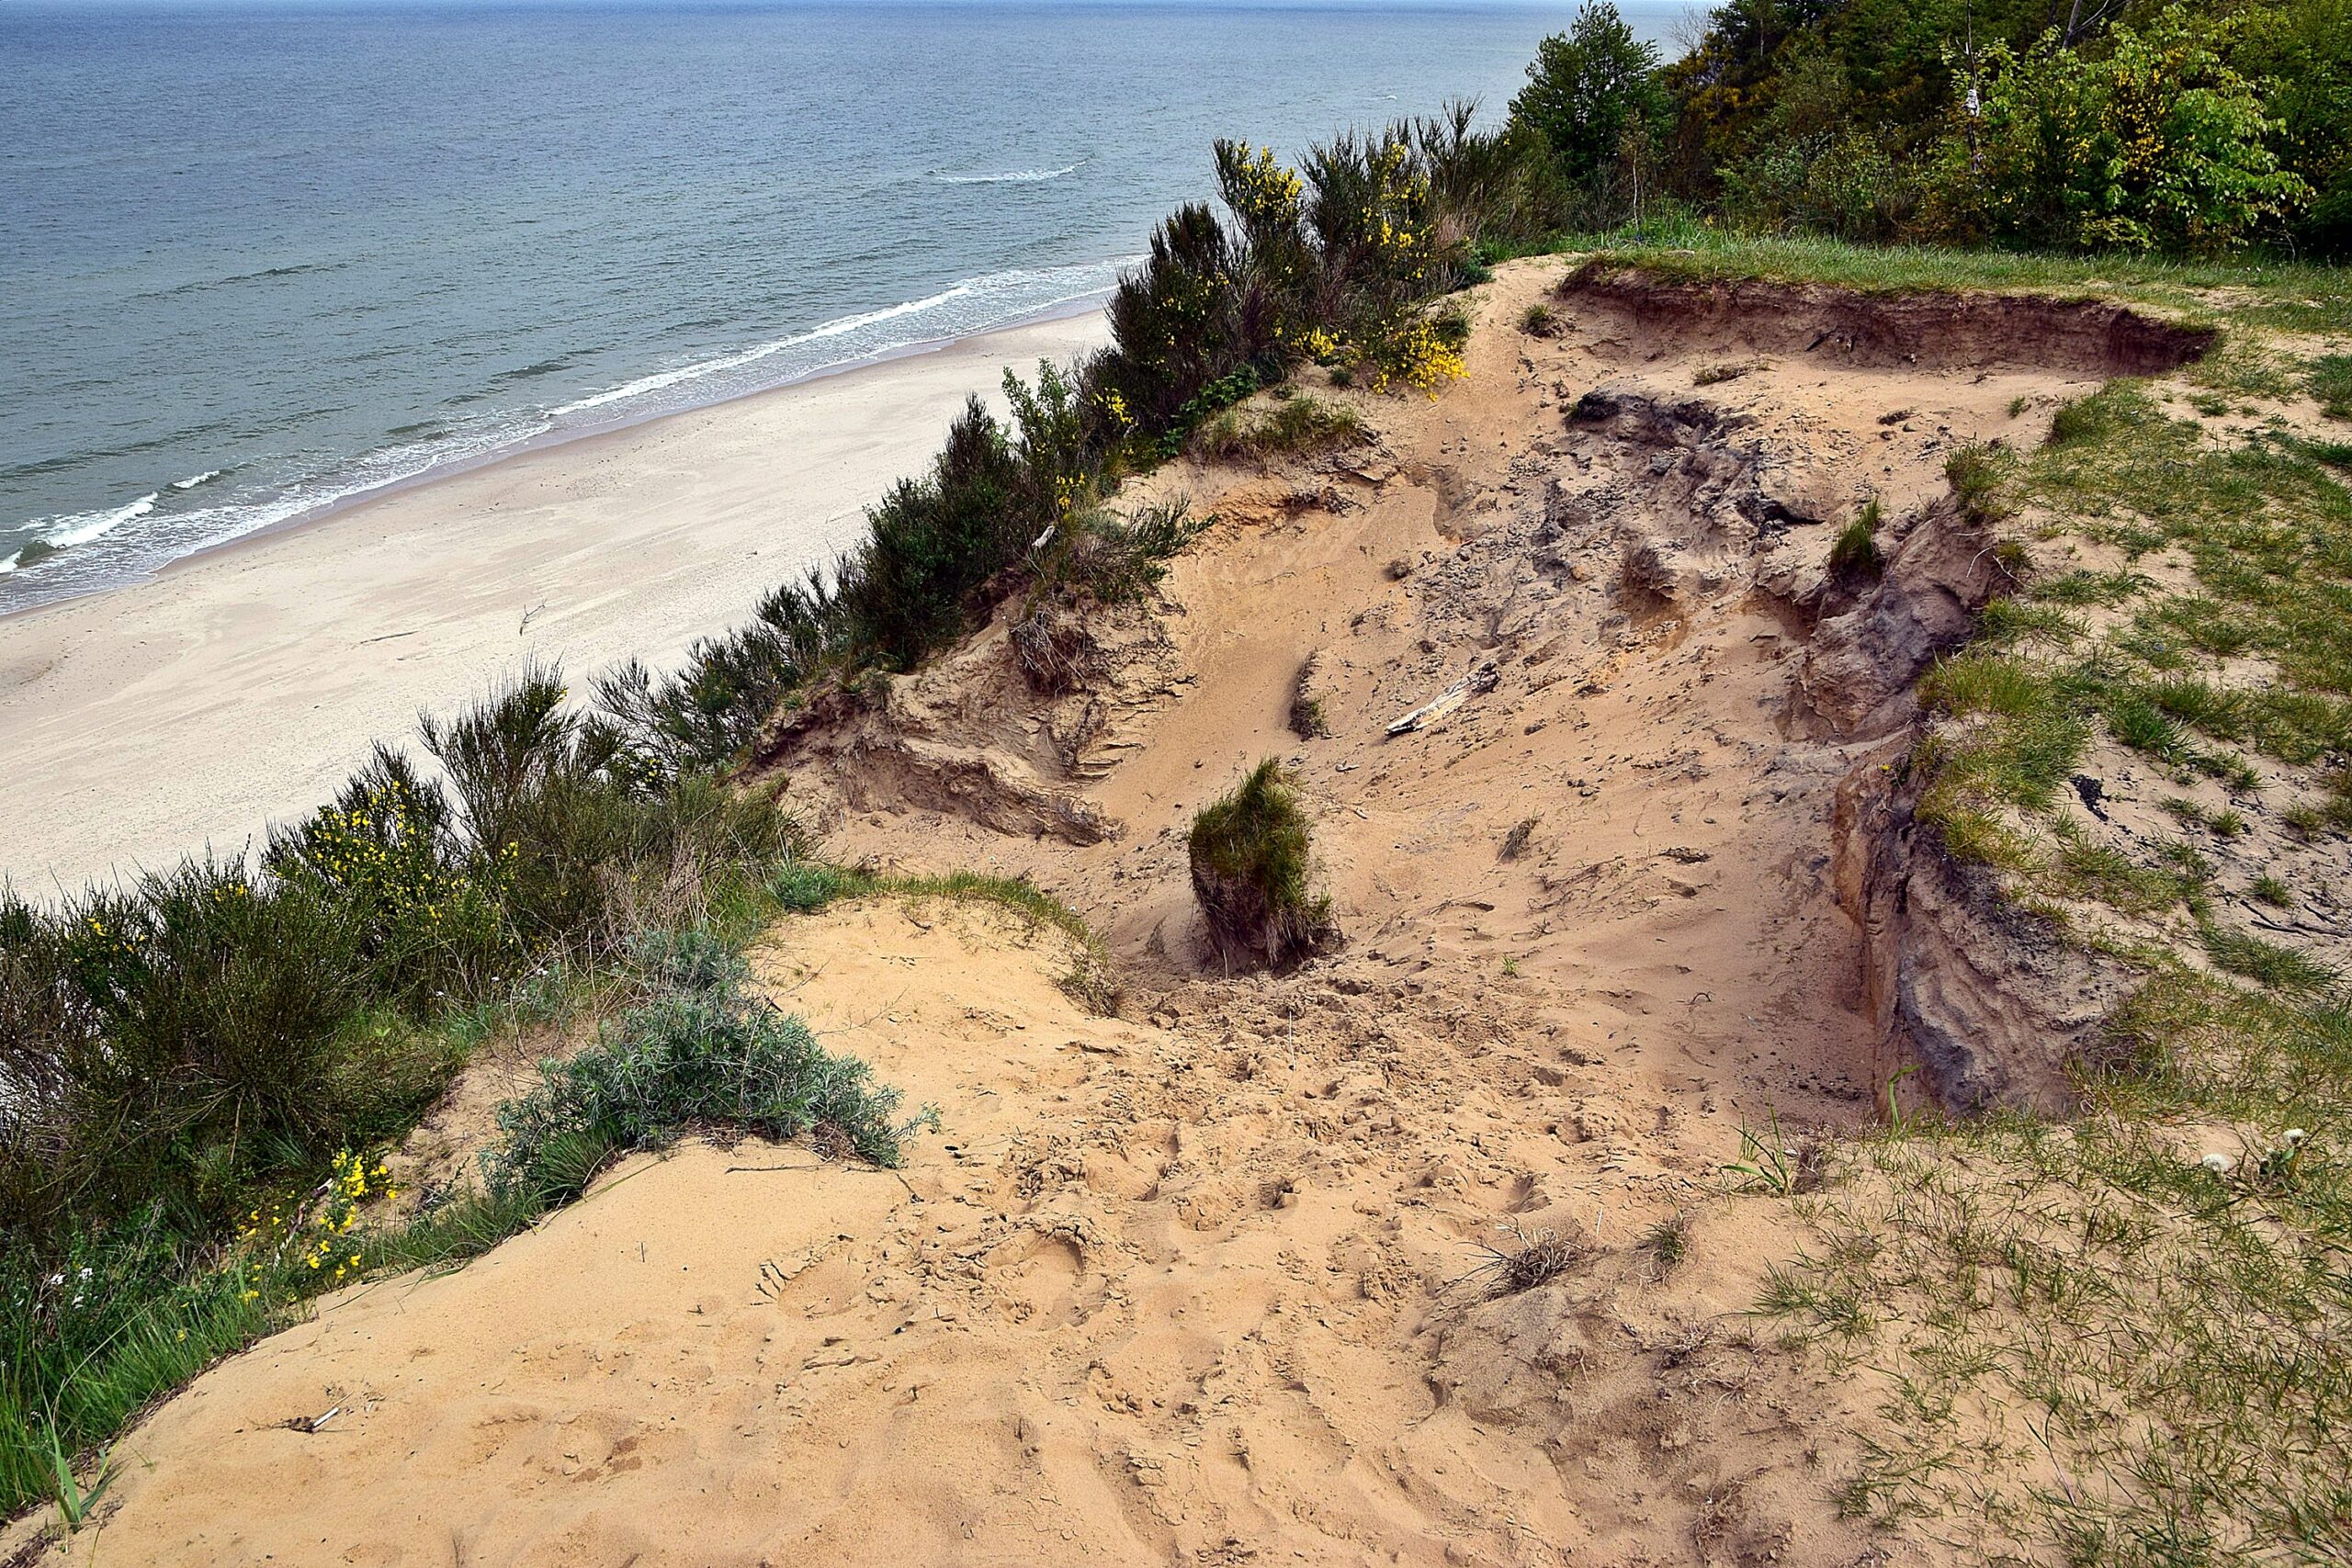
[17,259,2132,1564]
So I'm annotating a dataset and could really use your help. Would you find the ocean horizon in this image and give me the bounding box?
[0,0,1685,613]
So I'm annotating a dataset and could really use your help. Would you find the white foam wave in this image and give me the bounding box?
[5,255,1135,613]
[935,161,1085,186]
[46,491,159,549]
[550,281,985,416]
[549,258,1123,422]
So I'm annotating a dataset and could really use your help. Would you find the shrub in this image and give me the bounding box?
[1013,499,1200,692]
[483,953,915,1202]
[1187,759,1335,965]
[768,860,873,914]
[1927,7,2311,253]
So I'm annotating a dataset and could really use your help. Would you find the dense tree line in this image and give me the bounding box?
[1515,0,2351,254]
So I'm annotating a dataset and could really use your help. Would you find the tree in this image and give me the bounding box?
[1930,6,2309,253]
[1510,3,1669,195]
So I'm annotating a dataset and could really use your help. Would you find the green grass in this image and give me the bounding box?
[1755,970,2352,1562]
[1188,759,1332,966]
[1647,240,2352,1562]
[1568,231,2352,336]
[1827,498,1883,581]
[1190,392,1368,462]
[2311,354,2352,420]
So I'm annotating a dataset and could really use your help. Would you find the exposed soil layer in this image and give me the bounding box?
[17,264,2206,1566]
[1563,261,2217,377]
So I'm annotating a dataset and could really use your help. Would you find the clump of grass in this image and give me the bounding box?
[2310,354,2352,421]
[2109,694,2185,755]
[1640,1212,1691,1274]
[1722,1110,1824,1197]
[1469,1219,1589,1298]
[2199,923,2337,993]
[2251,873,2292,907]
[1827,497,1884,581]
[1943,443,2016,531]
[1188,759,1333,966]
[1191,393,1367,463]
[770,859,875,913]
[1519,301,1560,337]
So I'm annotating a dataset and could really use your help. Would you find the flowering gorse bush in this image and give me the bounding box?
[270,775,515,1001]
[238,1147,395,1290]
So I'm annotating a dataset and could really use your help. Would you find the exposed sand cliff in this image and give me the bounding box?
[18,261,2220,1565]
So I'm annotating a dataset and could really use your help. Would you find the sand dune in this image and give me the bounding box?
[0,312,1108,896]
[2,260,2152,1565]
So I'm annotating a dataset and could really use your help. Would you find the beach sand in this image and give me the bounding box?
[0,311,1110,895]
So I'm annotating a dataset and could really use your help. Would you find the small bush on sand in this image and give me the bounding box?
[1188,760,1334,965]
[1190,394,1367,463]
[484,945,916,1203]
[1013,499,1199,692]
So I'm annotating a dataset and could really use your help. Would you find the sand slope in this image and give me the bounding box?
[14,260,2148,1564]
[31,899,1866,1567]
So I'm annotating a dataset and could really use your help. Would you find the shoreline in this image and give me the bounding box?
[0,306,1113,895]
[2,290,1116,626]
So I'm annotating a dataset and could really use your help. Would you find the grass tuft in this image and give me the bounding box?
[1188,759,1333,967]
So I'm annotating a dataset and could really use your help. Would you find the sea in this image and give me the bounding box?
[0,0,1682,612]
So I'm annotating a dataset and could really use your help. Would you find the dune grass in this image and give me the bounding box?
[1190,391,1368,463]
[766,861,1118,1014]
[1720,248,2352,1562]
[1188,759,1333,967]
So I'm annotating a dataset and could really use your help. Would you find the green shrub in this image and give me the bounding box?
[483,955,916,1202]
[1926,7,2311,253]
[1187,760,1335,965]
[769,860,873,914]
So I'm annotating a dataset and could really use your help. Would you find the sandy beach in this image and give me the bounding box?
[0,311,1110,895]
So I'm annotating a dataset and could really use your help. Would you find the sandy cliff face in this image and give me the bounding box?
[22,262,2212,1566]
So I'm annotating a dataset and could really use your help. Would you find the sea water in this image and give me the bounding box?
[0,0,1671,611]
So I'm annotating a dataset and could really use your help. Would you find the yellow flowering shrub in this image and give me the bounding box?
[240,1148,394,1290]
[1220,142,1303,237]
[273,778,514,998]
